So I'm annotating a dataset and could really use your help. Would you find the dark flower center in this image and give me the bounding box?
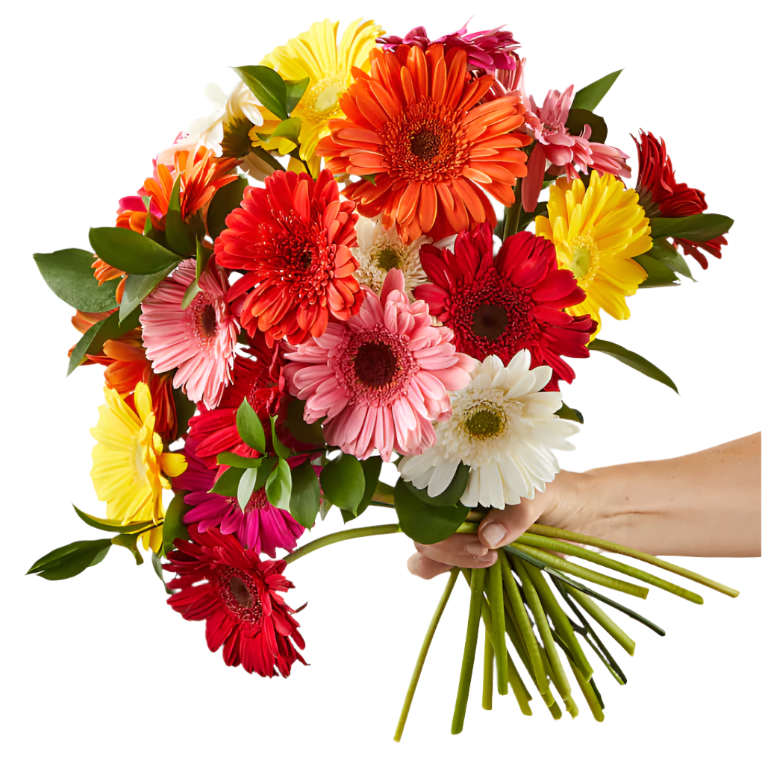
[229,576,253,607]
[375,246,404,272]
[354,341,398,389]
[219,567,263,623]
[410,129,441,161]
[463,407,505,439]
[200,303,218,337]
[471,303,510,340]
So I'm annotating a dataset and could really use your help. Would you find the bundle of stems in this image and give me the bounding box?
[393,520,739,740]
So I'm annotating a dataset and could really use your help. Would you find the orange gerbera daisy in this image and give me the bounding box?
[317,44,531,243]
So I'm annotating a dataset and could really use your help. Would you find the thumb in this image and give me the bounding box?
[477,501,538,550]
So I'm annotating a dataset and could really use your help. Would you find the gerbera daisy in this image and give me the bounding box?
[522,86,630,213]
[378,24,519,72]
[91,382,187,551]
[535,171,652,334]
[172,440,305,557]
[317,44,532,243]
[400,352,579,508]
[415,225,596,391]
[261,18,383,173]
[352,215,430,298]
[215,169,362,345]
[140,258,239,408]
[164,525,305,677]
[283,268,474,461]
[634,130,726,269]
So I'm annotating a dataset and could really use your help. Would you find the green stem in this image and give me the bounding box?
[511,543,650,599]
[282,524,400,565]
[517,532,703,604]
[503,177,524,238]
[452,567,485,734]
[486,563,509,695]
[529,523,739,598]
[564,586,636,656]
[568,652,605,722]
[482,635,494,711]
[394,568,459,742]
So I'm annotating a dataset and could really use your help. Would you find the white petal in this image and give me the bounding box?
[428,459,459,497]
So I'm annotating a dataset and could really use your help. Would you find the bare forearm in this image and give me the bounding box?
[582,434,761,557]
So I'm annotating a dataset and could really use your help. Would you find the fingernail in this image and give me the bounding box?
[477,554,495,562]
[466,542,488,556]
[481,523,506,549]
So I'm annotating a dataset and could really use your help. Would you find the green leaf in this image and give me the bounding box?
[360,173,377,186]
[565,108,608,144]
[557,403,584,424]
[151,551,175,594]
[232,65,288,121]
[207,177,248,242]
[89,227,181,274]
[355,455,384,517]
[161,492,190,556]
[34,248,118,312]
[404,463,470,508]
[319,454,365,513]
[73,505,155,534]
[518,201,547,233]
[649,241,693,280]
[210,466,245,497]
[237,467,259,512]
[248,146,285,173]
[286,398,325,446]
[285,77,310,114]
[589,338,678,394]
[163,176,196,255]
[67,306,142,376]
[119,262,178,321]
[181,277,201,310]
[270,416,292,459]
[394,479,469,545]
[111,533,145,565]
[572,69,623,111]
[254,456,279,492]
[196,238,213,279]
[289,460,321,527]
[266,457,292,511]
[27,539,112,581]
[649,214,733,243]
[217,452,263,469]
[236,399,266,453]
[171,387,196,441]
[633,254,679,288]
[257,117,301,146]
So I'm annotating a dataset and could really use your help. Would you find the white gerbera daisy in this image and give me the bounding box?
[400,351,579,508]
[352,216,430,298]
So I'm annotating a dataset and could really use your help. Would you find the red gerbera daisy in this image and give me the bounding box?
[634,130,727,269]
[316,44,531,243]
[164,525,306,677]
[215,168,363,345]
[415,225,596,390]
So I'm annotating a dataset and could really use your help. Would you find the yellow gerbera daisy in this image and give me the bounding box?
[90,382,186,551]
[535,171,652,335]
[261,18,384,173]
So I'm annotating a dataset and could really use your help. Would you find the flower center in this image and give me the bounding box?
[463,406,505,439]
[242,488,270,514]
[302,76,345,119]
[200,303,218,336]
[381,98,469,183]
[190,293,222,346]
[471,303,509,340]
[569,234,598,282]
[374,246,404,272]
[218,566,263,623]
[335,325,418,405]
[354,341,398,389]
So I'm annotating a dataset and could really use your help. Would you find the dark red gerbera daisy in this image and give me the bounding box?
[634,130,727,269]
[415,225,596,390]
[215,168,363,344]
[164,525,306,677]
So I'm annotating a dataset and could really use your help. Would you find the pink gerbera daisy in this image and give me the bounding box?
[173,440,305,557]
[283,269,474,461]
[141,258,239,408]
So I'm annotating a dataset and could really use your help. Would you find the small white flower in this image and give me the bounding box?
[400,351,579,508]
[352,216,431,299]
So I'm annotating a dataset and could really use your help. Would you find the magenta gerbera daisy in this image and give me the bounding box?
[172,440,305,557]
[141,258,239,408]
[283,269,474,461]
[164,525,305,677]
[415,226,596,390]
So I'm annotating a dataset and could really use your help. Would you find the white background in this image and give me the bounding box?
[2,1,760,764]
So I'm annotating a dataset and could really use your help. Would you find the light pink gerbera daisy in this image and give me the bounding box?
[141,258,239,408]
[283,269,474,461]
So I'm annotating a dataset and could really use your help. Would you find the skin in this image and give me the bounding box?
[408,433,761,580]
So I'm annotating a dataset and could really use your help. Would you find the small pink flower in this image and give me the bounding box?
[522,86,630,212]
[283,269,474,461]
[141,258,239,408]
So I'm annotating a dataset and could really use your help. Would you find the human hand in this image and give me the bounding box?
[407,470,592,579]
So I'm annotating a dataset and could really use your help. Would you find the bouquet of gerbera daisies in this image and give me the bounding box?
[29,17,740,737]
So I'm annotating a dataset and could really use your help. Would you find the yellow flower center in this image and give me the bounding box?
[463,406,506,439]
[570,234,599,283]
[304,76,345,118]
[374,245,404,272]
